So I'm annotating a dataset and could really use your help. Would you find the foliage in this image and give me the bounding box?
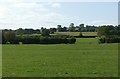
[97,25,120,43]
[69,23,75,32]
[41,29,50,36]
[3,31,16,44]
[2,35,76,44]
[99,36,120,43]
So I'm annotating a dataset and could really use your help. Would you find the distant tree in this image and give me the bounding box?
[97,26,109,37]
[35,29,40,34]
[63,27,67,32]
[57,25,62,32]
[24,29,34,34]
[49,28,57,34]
[97,25,116,37]
[40,27,44,33]
[79,24,85,32]
[85,25,96,32]
[69,23,75,32]
[4,31,16,43]
[16,28,24,35]
[41,29,50,36]
[79,24,84,27]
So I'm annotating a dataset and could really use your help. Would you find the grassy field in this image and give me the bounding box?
[16,32,97,37]
[55,32,97,36]
[2,38,118,77]
[0,44,2,78]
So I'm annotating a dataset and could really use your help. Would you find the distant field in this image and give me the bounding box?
[55,32,97,36]
[2,38,118,77]
[16,32,97,37]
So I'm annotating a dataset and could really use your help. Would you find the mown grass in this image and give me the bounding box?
[0,44,2,78]
[2,38,118,77]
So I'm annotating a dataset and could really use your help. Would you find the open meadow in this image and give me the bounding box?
[2,38,118,77]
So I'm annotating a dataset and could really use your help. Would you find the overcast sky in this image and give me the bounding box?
[0,0,119,29]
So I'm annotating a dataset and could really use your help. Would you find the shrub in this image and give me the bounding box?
[99,36,120,43]
[22,36,40,44]
[67,37,76,44]
[2,35,76,44]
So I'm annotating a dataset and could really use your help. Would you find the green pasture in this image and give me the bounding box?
[2,38,118,77]
[0,44,2,78]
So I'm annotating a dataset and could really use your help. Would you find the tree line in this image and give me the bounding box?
[1,31,76,44]
[97,25,120,43]
[2,23,101,35]
[1,23,120,44]
[2,23,118,35]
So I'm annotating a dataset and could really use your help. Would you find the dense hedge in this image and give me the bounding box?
[99,36,120,43]
[3,36,76,44]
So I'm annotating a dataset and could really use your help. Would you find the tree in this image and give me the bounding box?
[57,25,62,32]
[41,29,50,36]
[35,29,40,34]
[49,28,57,34]
[16,28,24,35]
[79,24,84,27]
[40,27,44,33]
[79,24,85,32]
[4,31,16,43]
[69,23,75,32]
[63,27,67,32]
[97,26,109,37]
[24,29,34,34]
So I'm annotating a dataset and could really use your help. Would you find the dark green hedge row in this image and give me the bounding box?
[4,36,76,44]
[99,36,120,43]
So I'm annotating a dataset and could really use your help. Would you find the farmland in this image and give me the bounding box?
[16,32,97,37]
[55,32,98,36]
[2,38,118,77]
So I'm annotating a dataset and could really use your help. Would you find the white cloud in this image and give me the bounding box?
[0,2,65,29]
[51,3,61,8]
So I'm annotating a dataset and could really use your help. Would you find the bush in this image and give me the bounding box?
[4,35,76,44]
[99,36,120,43]
[22,36,40,44]
[67,37,76,44]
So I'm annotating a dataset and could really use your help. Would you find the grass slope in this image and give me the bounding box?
[2,38,118,77]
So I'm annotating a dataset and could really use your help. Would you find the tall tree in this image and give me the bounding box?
[57,25,62,32]
[69,23,75,32]
[97,26,109,37]
[79,24,85,32]
[4,31,16,43]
